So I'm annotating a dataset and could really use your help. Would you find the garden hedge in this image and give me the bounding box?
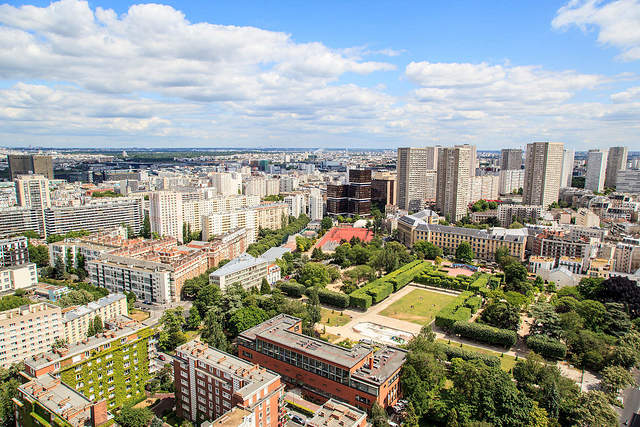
[526,335,567,360]
[441,344,501,367]
[279,281,306,298]
[317,288,350,308]
[434,291,474,329]
[349,291,372,309]
[452,321,517,348]
[464,296,483,313]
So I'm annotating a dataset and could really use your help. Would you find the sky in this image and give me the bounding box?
[1,0,640,150]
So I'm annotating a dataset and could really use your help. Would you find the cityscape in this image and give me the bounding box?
[1,1,640,427]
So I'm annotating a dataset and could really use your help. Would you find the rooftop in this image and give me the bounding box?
[314,226,374,251]
[63,293,126,322]
[307,399,367,427]
[209,253,268,278]
[260,246,292,263]
[204,407,251,427]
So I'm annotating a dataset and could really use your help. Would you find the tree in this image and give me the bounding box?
[600,365,635,396]
[201,310,229,352]
[65,248,74,272]
[296,262,330,287]
[455,241,474,263]
[260,278,271,294]
[504,261,528,288]
[311,247,324,260]
[566,390,617,426]
[141,213,151,238]
[53,254,66,280]
[480,301,521,331]
[125,291,136,311]
[597,276,640,319]
[93,316,103,335]
[114,406,154,427]
[321,217,333,231]
[158,307,187,352]
[75,253,87,280]
[0,371,20,427]
[28,244,49,267]
[413,240,443,260]
[403,402,419,427]
[306,287,322,328]
[227,307,269,336]
[370,402,388,427]
[495,245,510,266]
[187,305,202,329]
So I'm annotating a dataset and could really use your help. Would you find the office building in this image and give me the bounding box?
[500,149,522,170]
[237,314,406,411]
[436,146,471,221]
[209,253,278,290]
[523,142,564,208]
[498,169,525,195]
[0,262,37,292]
[560,149,575,188]
[397,147,437,211]
[8,154,54,180]
[0,302,62,368]
[24,319,155,411]
[326,170,371,217]
[497,204,543,227]
[371,171,397,207]
[61,293,128,345]
[150,191,184,242]
[15,374,111,427]
[585,149,608,193]
[605,146,628,189]
[174,340,285,426]
[615,170,640,194]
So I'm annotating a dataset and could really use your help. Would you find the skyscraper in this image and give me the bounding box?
[8,154,54,180]
[15,175,50,210]
[523,142,564,208]
[436,146,471,221]
[397,147,438,211]
[456,144,477,177]
[560,149,575,188]
[150,191,184,242]
[500,148,522,170]
[605,146,628,189]
[585,149,608,193]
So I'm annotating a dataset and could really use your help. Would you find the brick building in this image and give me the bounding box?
[237,315,406,411]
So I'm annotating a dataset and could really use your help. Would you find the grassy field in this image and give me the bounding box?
[380,289,457,325]
[437,339,519,371]
[129,309,150,322]
[319,307,351,326]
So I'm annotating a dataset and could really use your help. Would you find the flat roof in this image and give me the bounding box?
[63,293,125,322]
[307,399,366,427]
[209,253,267,278]
[205,406,251,427]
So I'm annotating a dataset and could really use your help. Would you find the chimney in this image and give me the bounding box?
[368,357,373,370]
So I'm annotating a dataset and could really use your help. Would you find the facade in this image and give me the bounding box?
[62,293,128,345]
[498,169,525,195]
[8,154,54,180]
[0,236,30,267]
[616,169,640,194]
[307,399,367,427]
[0,207,44,237]
[15,175,51,209]
[326,170,371,217]
[436,146,471,221]
[150,191,184,242]
[182,195,261,233]
[209,253,273,290]
[397,147,437,211]
[174,340,285,426]
[529,256,555,274]
[523,142,564,208]
[575,208,600,227]
[560,149,575,188]
[237,315,406,411]
[203,209,257,242]
[500,148,522,170]
[371,171,397,207]
[0,262,37,292]
[469,174,499,202]
[497,204,542,227]
[532,231,595,260]
[0,302,62,368]
[255,203,289,233]
[187,228,250,269]
[308,188,324,221]
[558,256,584,275]
[605,146,628,189]
[24,319,155,412]
[585,149,608,193]
[614,243,640,274]
[15,374,111,427]
[284,194,306,218]
[211,172,242,196]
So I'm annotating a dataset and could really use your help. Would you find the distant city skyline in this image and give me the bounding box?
[1,0,640,149]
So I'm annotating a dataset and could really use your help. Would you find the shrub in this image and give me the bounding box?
[279,281,306,298]
[464,296,483,313]
[317,288,350,308]
[440,344,501,367]
[526,335,567,360]
[349,291,372,309]
[452,321,517,348]
[434,291,474,329]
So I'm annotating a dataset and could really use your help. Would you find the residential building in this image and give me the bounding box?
[187,228,250,269]
[237,314,406,411]
[209,253,277,290]
[469,174,499,202]
[614,243,640,274]
[284,193,306,218]
[497,204,542,227]
[532,231,595,260]
[182,195,261,233]
[605,146,628,189]
[307,399,367,427]
[308,188,324,221]
[529,256,555,274]
[397,147,437,211]
[500,148,522,170]
[8,154,54,180]
[523,142,564,208]
[254,203,289,233]
[62,293,128,345]
[0,262,37,292]
[0,236,30,267]
[203,209,257,243]
[150,191,184,242]
[0,206,45,237]
[560,149,575,188]
[0,302,62,368]
[575,208,600,227]
[396,219,526,261]
[15,374,111,427]
[616,169,640,194]
[211,172,242,196]
[436,146,471,221]
[24,318,155,411]
[585,149,608,193]
[558,256,584,275]
[173,340,285,426]
[15,174,51,209]
[34,283,71,302]
[279,176,300,193]
[498,169,525,195]
[371,171,397,207]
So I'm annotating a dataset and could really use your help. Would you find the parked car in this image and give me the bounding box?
[291,415,306,425]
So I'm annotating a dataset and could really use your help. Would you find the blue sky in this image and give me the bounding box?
[1,0,640,149]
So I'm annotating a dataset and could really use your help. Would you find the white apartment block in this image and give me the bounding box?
[255,203,289,235]
[523,142,564,208]
[614,243,640,274]
[284,194,306,218]
[203,209,257,243]
[211,172,242,195]
[150,191,184,242]
[244,178,268,198]
[469,175,499,202]
[499,169,525,195]
[560,149,575,188]
[436,146,471,221]
[308,188,323,221]
[616,169,640,194]
[585,149,608,193]
[15,174,51,209]
[0,263,37,293]
[209,253,274,290]
[0,302,62,368]
[62,293,128,345]
[529,256,555,274]
[265,178,280,196]
[279,176,299,193]
[182,195,261,233]
[497,204,542,227]
[575,208,600,227]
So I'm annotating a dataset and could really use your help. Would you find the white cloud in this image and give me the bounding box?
[553,0,640,60]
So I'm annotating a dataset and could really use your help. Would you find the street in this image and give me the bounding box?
[619,369,640,426]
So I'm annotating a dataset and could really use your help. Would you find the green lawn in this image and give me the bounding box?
[380,289,457,325]
[319,307,351,326]
[437,338,519,371]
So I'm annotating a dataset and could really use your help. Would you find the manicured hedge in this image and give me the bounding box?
[452,321,517,349]
[279,281,306,298]
[526,335,567,360]
[434,291,474,329]
[349,291,372,309]
[317,288,350,308]
[440,344,501,367]
[465,296,483,313]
